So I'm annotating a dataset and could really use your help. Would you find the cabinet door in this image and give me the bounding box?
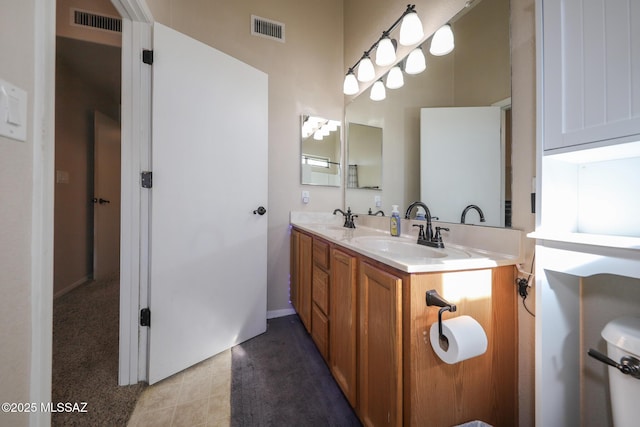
[297,232,313,332]
[290,230,299,312]
[359,261,402,427]
[330,249,358,407]
[542,0,640,151]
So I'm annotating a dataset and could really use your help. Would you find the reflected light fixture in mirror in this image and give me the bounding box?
[405,46,427,74]
[386,65,404,89]
[430,24,455,56]
[342,4,424,95]
[370,79,386,101]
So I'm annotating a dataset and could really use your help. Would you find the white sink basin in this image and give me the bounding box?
[351,236,473,261]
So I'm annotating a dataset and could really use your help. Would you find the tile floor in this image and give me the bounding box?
[127,350,231,427]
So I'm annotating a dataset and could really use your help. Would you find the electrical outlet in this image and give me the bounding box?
[301,190,310,204]
[374,195,381,207]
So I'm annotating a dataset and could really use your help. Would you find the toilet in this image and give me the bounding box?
[601,316,640,427]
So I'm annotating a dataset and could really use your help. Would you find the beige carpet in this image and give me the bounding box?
[52,278,145,426]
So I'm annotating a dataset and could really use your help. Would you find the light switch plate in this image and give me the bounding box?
[0,78,27,142]
[302,190,310,204]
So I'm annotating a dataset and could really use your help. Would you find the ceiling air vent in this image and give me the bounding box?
[72,9,122,33]
[251,15,285,43]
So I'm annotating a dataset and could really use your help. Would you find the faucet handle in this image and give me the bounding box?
[434,226,449,242]
[413,224,426,240]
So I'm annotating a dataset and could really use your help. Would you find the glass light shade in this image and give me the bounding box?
[343,72,359,95]
[430,24,454,56]
[370,80,386,101]
[399,11,424,46]
[405,47,426,74]
[313,129,323,140]
[375,36,396,66]
[385,66,404,89]
[357,56,376,82]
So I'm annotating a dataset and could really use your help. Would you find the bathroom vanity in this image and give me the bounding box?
[290,213,523,426]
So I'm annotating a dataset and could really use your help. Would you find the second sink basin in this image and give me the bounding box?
[351,236,473,261]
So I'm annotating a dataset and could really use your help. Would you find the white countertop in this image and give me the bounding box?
[290,212,523,274]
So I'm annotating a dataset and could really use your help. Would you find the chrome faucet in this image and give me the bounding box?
[404,201,434,243]
[460,204,486,224]
[333,207,358,228]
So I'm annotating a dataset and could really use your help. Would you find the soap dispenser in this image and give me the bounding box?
[390,205,401,237]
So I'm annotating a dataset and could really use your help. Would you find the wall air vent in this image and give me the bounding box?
[71,9,122,33]
[251,15,285,42]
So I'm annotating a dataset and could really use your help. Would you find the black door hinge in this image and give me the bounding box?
[142,49,153,65]
[140,308,151,327]
[141,171,152,188]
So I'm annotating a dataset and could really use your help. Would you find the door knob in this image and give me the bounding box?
[98,198,111,204]
[253,206,266,215]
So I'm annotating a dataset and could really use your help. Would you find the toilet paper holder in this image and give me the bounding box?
[426,290,457,351]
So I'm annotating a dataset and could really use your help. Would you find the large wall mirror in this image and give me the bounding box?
[346,123,382,190]
[345,0,511,226]
[300,115,342,187]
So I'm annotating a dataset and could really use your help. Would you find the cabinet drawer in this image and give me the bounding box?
[311,304,329,362]
[313,266,329,315]
[313,238,330,270]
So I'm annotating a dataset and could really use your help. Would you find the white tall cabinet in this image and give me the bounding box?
[535,0,640,426]
[541,0,640,153]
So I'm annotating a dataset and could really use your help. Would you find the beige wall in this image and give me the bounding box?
[54,45,121,296]
[144,0,345,314]
[0,0,36,425]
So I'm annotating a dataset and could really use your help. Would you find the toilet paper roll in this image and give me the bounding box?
[430,315,488,364]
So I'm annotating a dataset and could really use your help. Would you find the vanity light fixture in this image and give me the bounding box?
[370,79,386,101]
[357,53,376,82]
[375,33,397,66]
[386,65,404,89]
[404,46,426,74]
[343,69,359,95]
[430,24,454,56]
[342,4,424,95]
[398,5,424,46]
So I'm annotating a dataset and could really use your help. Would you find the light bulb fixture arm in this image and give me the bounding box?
[345,4,418,74]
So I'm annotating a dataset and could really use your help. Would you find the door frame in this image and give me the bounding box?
[108,0,153,385]
[32,0,152,424]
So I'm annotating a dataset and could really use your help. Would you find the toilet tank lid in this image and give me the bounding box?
[602,316,640,356]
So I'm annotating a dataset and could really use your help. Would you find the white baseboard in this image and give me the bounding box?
[54,275,90,299]
[267,307,296,319]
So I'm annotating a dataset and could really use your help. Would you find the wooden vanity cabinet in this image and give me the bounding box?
[402,267,518,427]
[290,227,518,427]
[330,248,358,407]
[358,261,403,427]
[311,238,331,361]
[291,229,312,332]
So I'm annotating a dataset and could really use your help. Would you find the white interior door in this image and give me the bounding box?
[149,23,268,384]
[420,107,503,226]
[93,111,121,281]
